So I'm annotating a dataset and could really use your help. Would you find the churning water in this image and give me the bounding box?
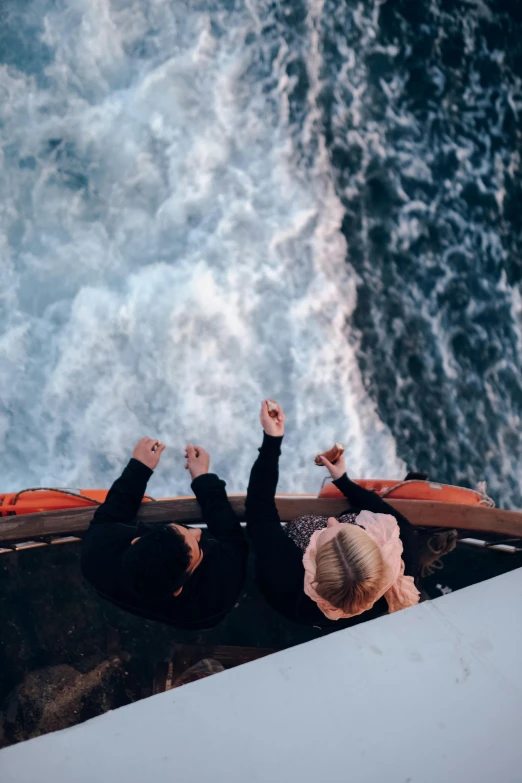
[0,0,521,506]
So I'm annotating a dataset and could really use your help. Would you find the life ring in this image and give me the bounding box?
[318,479,492,506]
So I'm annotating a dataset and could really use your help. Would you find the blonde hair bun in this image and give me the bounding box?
[314,525,385,614]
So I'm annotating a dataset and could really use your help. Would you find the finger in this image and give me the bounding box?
[186,444,196,458]
[157,444,166,455]
[319,455,333,468]
[193,445,205,457]
[265,400,282,420]
[260,402,271,419]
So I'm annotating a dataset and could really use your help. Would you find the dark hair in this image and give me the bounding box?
[122,526,192,600]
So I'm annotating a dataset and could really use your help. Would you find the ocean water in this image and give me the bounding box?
[0,0,520,507]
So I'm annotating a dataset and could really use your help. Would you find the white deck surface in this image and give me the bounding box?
[2,569,522,783]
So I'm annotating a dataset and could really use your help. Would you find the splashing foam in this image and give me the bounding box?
[0,0,404,494]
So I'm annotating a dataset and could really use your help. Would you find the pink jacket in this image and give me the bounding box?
[302,510,420,621]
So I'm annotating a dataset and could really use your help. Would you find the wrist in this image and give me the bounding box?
[262,428,284,437]
[262,431,284,442]
[129,457,155,473]
[190,469,208,481]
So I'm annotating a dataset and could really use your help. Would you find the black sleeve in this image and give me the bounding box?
[333,474,418,577]
[245,434,305,605]
[90,458,153,526]
[191,473,244,542]
[245,433,283,519]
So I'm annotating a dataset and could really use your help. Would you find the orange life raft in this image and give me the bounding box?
[319,479,491,506]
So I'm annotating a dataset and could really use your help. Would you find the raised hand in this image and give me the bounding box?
[260,399,285,437]
[132,437,166,470]
[319,453,346,481]
[185,444,211,481]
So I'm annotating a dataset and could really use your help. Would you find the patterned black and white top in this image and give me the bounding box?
[285,512,360,553]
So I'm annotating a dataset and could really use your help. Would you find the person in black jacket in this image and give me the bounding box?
[81,437,247,630]
[245,401,419,629]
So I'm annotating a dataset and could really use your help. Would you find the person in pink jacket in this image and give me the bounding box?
[245,400,420,629]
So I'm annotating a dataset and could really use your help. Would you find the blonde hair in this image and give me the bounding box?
[314,525,385,614]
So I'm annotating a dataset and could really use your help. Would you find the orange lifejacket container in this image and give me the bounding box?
[318,479,488,506]
[0,479,490,517]
[0,489,111,516]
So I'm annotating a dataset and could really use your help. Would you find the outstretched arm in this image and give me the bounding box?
[245,432,284,523]
[320,453,418,577]
[245,400,285,530]
[185,444,244,541]
[245,402,304,605]
[192,474,244,540]
[90,437,165,526]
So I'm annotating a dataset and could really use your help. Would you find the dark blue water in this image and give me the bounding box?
[323,0,522,507]
[0,0,521,509]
